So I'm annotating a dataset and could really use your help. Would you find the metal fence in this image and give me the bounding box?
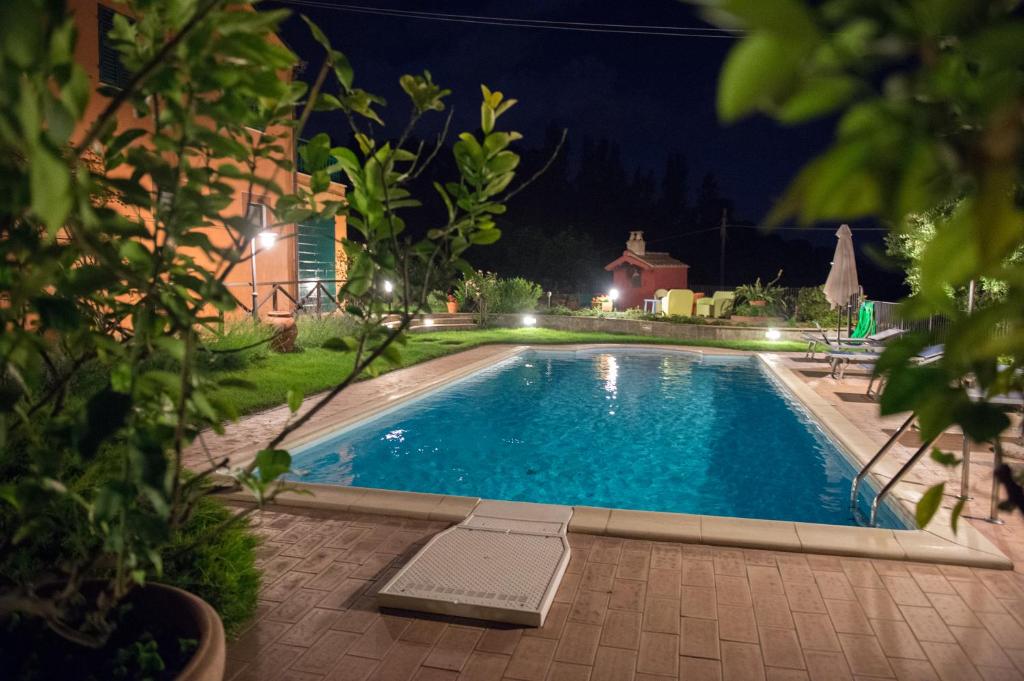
[871,299,952,340]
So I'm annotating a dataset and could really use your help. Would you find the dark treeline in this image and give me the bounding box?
[383,126,907,299]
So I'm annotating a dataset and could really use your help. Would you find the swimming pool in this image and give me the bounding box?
[289,349,910,528]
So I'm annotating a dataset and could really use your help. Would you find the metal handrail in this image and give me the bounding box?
[870,434,939,526]
[850,412,916,512]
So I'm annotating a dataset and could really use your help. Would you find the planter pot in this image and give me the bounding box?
[446,301,459,313]
[749,300,767,307]
[265,311,298,353]
[142,583,226,681]
[600,302,613,312]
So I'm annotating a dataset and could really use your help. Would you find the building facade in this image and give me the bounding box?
[69,0,347,318]
[604,231,689,310]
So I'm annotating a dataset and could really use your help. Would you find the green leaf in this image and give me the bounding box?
[470,228,502,245]
[776,76,859,123]
[915,483,945,528]
[929,449,960,468]
[255,449,291,483]
[30,146,71,233]
[950,497,966,534]
[717,32,801,122]
[287,389,302,414]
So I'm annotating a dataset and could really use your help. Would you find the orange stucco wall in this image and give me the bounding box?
[68,0,346,318]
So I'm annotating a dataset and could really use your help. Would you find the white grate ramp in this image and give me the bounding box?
[377,501,572,626]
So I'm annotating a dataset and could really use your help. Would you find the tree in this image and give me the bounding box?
[695,0,1024,527]
[0,0,534,654]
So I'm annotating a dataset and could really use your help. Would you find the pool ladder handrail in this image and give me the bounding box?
[850,413,939,526]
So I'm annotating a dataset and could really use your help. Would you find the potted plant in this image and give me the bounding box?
[735,270,784,309]
[592,294,613,312]
[1,2,541,678]
[447,293,459,313]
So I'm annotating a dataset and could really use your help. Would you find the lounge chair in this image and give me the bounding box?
[695,290,735,318]
[803,323,904,359]
[663,289,695,317]
[827,344,944,396]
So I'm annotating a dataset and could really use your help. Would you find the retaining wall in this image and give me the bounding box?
[486,313,812,342]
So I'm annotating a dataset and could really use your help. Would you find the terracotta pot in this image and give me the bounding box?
[138,584,226,681]
[749,300,767,307]
[265,311,298,353]
[446,301,459,313]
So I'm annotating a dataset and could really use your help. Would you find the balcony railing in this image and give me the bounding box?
[225,278,345,317]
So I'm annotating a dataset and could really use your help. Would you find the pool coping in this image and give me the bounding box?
[218,343,1011,569]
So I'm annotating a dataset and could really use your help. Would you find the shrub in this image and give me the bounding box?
[792,287,838,326]
[294,314,360,350]
[427,290,449,313]
[161,498,260,639]
[198,320,273,371]
[493,277,543,313]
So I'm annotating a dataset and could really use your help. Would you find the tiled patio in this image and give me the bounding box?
[206,344,1024,679]
[227,503,1024,681]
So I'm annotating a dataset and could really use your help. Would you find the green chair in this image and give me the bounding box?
[696,291,735,318]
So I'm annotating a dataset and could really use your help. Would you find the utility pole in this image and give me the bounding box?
[719,208,727,288]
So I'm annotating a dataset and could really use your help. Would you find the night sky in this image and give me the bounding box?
[270,0,907,298]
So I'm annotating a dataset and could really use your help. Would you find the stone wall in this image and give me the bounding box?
[488,313,812,342]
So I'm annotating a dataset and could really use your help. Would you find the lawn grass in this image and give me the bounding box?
[213,327,806,415]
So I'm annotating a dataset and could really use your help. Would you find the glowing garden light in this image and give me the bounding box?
[608,288,620,301]
[765,328,781,341]
[383,280,394,293]
[257,230,277,250]
[423,318,435,326]
[522,315,537,326]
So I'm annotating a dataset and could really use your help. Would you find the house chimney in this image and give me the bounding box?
[626,230,646,256]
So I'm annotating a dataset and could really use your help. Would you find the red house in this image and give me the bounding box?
[604,231,689,310]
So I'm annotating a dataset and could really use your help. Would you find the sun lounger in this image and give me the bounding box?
[803,324,904,359]
[827,344,944,396]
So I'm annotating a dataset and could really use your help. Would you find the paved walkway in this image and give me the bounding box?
[227,503,1024,681]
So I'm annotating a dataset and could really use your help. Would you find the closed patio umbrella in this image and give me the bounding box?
[823,224,860,341]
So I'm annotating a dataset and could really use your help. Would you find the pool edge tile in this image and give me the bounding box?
[794,522,906,560]
[700,515,801,552]
[604,508,701,543]
[570,506,610,534]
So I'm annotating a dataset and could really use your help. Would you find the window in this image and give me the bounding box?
[98,5,132,89]
[246,202,267,232]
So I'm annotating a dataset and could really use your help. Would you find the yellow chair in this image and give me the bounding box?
[653,289,669,315]
[664,289,695,317]
[696,290,735,318]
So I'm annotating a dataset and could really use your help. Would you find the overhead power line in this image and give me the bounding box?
[276,0,742,39]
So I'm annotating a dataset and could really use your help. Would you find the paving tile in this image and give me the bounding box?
[400,618,448,647]
[332,597,379,634]
[525,602,569,641]
[754,594,794,630]
[747,566,785,596]
[681,586,718,620]
[839,560,882,590]
[347,616,410,660]
[813,573,855,602]
[232,619,292,658]
[952,581,1008,614]
[364,641,429,681]
[920,641,984,681]
[647,569,681,600]
[782,582,826,615]
[927,592,984,628]
[651,543,682,571]
[617,550,651,580]
[868,619,926,660]
[280,607,345,647]
[719,605,760,644]
[883,576,930,607]
[887,657,939,681]
[600,610,642,650]
[911,572,956,596]
[475,626,522,655]
[636,631,679,676]
[682,655,724,681]
[682,617,721,660]
[554,622,602,666]
[683,559,717,588]
[292,630,360,674]
[978,612,1024,649]
[459,652,510,681]
[422,625,482,672]
[792,613,840,653]
[852,587,901,621]
[951,625,1014,669]
[720,641,766,681]
[411,668,458,681]
[764,670,808,681]
[307,563,358,592]
[802,650,853,681]
[571,589,611,625]
[582,563,617,593]
[822,600,871,636]
[545,661,592,681]
[592,538,624,565]
[760,627,804,670]
[900,605,956,643]
[717,575,753,607]
[556,572,583,604]
[505,635,558,681]
[609,579,647,612]
[642,597,679,634]
[590,646,637,681]
[267,589,325,624]
[318,578,372,610]
[836,634,892,678]
[777,561,814,585]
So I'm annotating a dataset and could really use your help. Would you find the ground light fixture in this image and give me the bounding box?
[608,288,620,301]
[423,318,435,326]
[522,315,537,326]
[383,280,394,294]
[765,328,781,341]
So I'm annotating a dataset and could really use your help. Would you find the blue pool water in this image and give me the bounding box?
[290,350,909,528]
